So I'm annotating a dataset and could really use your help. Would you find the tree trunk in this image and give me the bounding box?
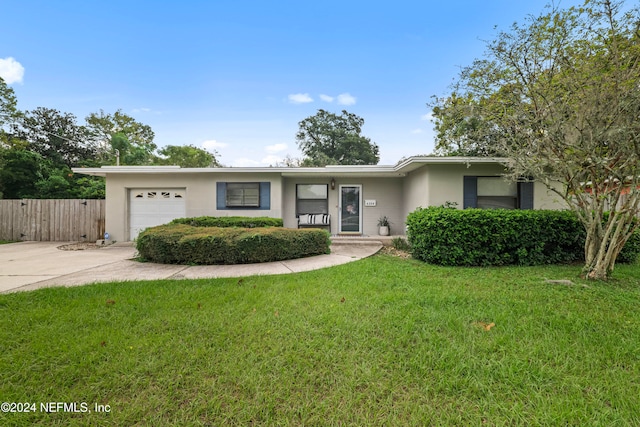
[582,211,634,281]
[583,236,611,280]
[584,256,612,280]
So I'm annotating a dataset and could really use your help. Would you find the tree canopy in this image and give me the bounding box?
[0,77,19,128]
[0,146,43,199]
[85,109,157,165]
[11,107,97,168]
[0,95,221,198]
[430,0,640,279]
[154,144,221,168]
[430,93,503,156]
[296,109,379,166]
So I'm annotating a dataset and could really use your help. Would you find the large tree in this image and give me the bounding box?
[154,144,221,168]
[108,133,155,166]
[429,93,504,156]
[0,146,44,199]
[431,0,640,279]
[11,107,97,168]
[296,109,379,166]
[0,77,19,129]
[85,109,156,164]
[0,93,105,199]
[0,137,105,199]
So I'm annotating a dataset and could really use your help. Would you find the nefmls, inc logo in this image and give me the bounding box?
[41,402,89,413]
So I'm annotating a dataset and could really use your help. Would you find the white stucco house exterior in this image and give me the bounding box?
[72,156,566,242]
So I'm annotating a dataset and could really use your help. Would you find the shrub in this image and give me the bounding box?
[170,216,283,228]
[391,237,411,252]
[136,223,330,265]
[406,207,640,267]
[618,231,640,264]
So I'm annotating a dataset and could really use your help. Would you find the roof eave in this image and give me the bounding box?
[72,156,510,178]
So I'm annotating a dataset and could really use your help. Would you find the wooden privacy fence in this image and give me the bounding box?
[0,199,105,242]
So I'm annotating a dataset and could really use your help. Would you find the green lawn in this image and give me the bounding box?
[1,254,640,426]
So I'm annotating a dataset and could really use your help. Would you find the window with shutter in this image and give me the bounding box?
[225,183,260,207]
[463,176,534,210]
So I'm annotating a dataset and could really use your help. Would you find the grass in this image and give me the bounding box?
[1,254,640,426]
[0,240,16,244]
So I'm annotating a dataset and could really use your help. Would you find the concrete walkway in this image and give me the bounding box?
[0,240,382,293]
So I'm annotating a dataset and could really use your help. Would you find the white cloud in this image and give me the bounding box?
[319,94,334,103]
[132,107,151,113]
[265,143,287,153]
[411,129,423,134]
[421,113,433,121]
[288,93,313,104]
[0,57,25,84]
[201,140,228,151]
[337,93,356,106]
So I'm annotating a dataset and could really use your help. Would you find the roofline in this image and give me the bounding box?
[395,155,507,168]
[71,156,510,177]
[393,156,508,174]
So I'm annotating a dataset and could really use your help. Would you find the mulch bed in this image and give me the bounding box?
[379,246,412,259]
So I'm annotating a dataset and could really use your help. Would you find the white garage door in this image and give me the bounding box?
[129,189,186,240]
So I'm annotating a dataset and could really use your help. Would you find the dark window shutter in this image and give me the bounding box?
[463,176,477,209]
[518,181,534,209]
[259,182,270,210]
[216,182,226,209]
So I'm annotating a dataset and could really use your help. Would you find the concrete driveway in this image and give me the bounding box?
[0,240,382,293]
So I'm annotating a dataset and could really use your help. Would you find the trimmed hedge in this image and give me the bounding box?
[406,207,640,267]
[136,223,330,265]
[170,216,283,228]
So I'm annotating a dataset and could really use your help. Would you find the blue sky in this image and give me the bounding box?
[2,0,584,167]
